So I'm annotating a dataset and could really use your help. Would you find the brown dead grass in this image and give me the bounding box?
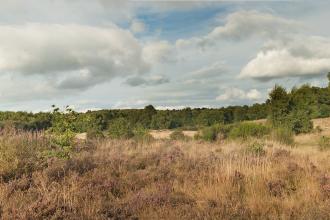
[1,118,330,219]
[150,130,198,140]
[0,133,329,219]
[295,117,330,148]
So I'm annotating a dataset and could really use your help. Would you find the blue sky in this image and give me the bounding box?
[0,0,329,111]
[136,6,226,41]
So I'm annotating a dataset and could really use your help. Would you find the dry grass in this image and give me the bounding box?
[0,134,329,219]
[150,130,197,140]
[149,130,173,139]
[0,118,330,219]
[314,117,330,133]
[295,117,330,148]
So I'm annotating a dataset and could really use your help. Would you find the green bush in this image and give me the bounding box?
[51,130,75,147]
[289,110,313,134]
[108,118,134,139]
[132,124,153,142]
[170,130,186,141]
[197,124,233,142]
[318,136,330,151]
[199,126,217,141]
[271,126,295,146]
[246,142,266,156]
[228,123,270,140]
[86,129,105,140]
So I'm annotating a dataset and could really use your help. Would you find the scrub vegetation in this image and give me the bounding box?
[0,74,329,219]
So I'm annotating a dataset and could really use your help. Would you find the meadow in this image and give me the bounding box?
[0,118,329,219]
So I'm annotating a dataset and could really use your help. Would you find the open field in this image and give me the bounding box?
[0,118,329,219]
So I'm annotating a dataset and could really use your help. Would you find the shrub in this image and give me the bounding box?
[289,110,313,134]
[271,126,295,146]
[199,126,217,141]
[132,124,153,142]
[46,130,75,159]
[197,124,234,142]
[170,130,186,141]
[86,129,104,140]
[51,130,75,148]
[319,136,330,151]
[228,123,270,140]
[108,118,134,139]
[246,142,266,156]
[0,132,48,181]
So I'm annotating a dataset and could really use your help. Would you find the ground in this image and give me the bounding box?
[2,118,329,219]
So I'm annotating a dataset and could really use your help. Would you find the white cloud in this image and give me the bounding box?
[177,10,300,48]
[216,88,262,101]
[246,89,262,100]
[183,61,227,85]
[216,88,245,101]
[113,99,149,109]
[142,41,175,64]
[98,0,214,13]
[130,19,146,34]
[0,23,149,90]
[239,36,330,80]
[189,61,226,79]
[0,75,68,102]
[207,10,299,40]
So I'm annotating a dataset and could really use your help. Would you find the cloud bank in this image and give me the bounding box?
[216,88,262,102]
[0,23,148,90]
[240,36,330,80]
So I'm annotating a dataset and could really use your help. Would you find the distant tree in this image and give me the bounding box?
[108,118,133,139]
[268,84,315,134]
[268,85,290,127]
[144,105,157,115]
[150,111,172,129]
[136,105,157,128]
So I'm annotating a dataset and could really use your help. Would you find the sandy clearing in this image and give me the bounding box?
[149,130,198,140]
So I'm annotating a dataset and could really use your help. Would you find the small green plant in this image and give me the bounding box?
[229,123,270,140]
[246,142,266,156]
[46,106,77,159]
[45,145,72,160]
[271,126,295,146]
[199,126,217,141]
[132,124,153,143]
[318,136,330,151]
[197,124,234,142]
[51,130,75,147]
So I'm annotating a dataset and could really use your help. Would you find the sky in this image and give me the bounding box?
[0,0,329,112]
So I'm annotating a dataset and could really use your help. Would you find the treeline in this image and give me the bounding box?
[0,104,269,132]
[267,73,330,134]
[0,74,330,133]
